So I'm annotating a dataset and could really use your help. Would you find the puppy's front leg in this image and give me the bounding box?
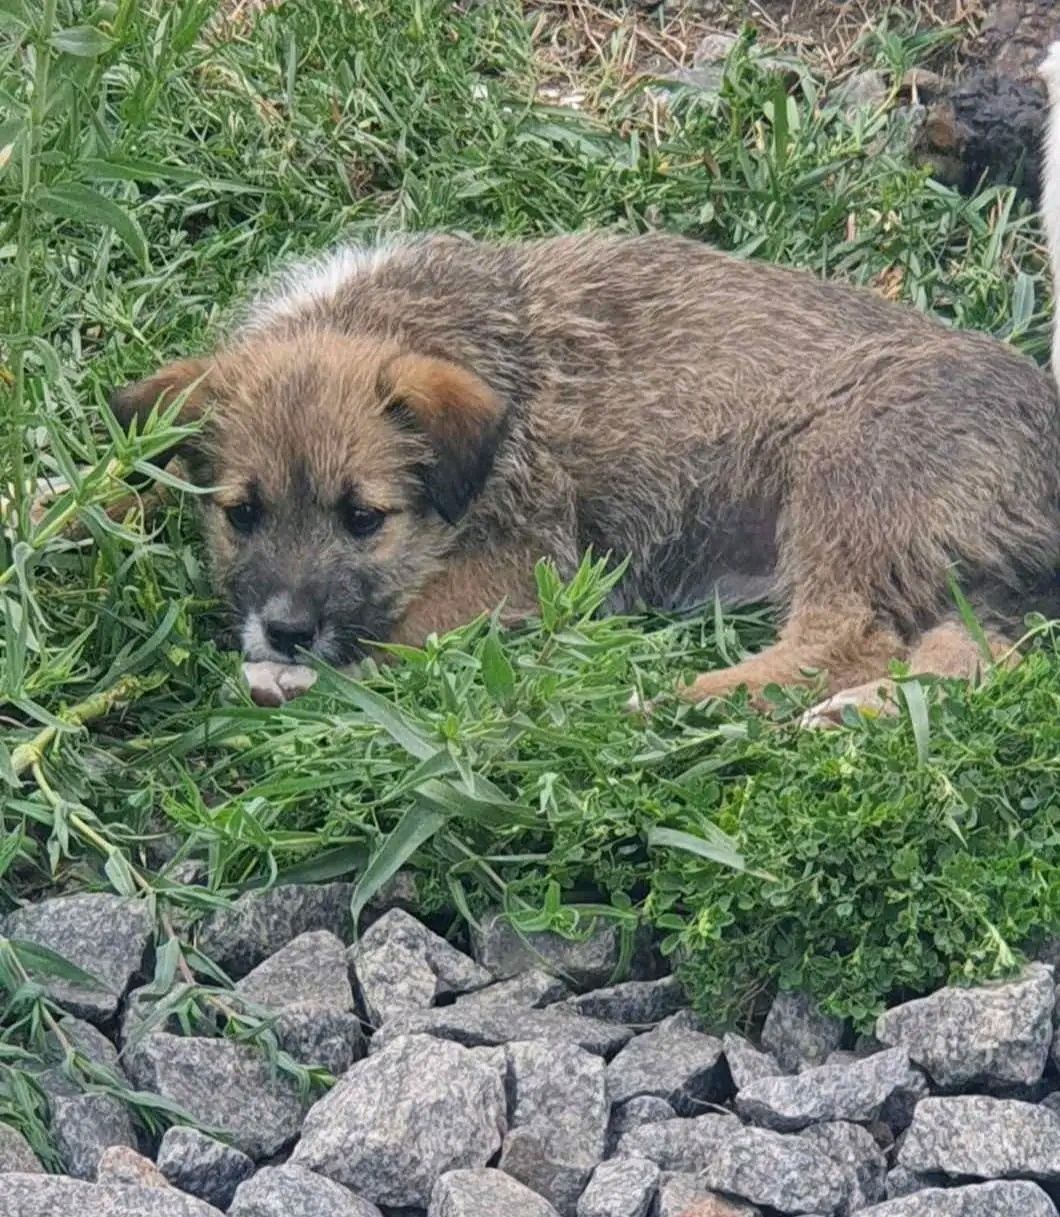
[388,550,542,648]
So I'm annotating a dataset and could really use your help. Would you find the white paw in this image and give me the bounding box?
[800,683,895,730]
[625,688,656,716]
[242,661,318,707]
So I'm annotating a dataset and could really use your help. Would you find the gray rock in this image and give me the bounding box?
[291,1034,506,1208]
[885,1168,929,1200]
[723,1034,785,1090]
[229,1165,383,1217]
[370,1002,632,1059]
[237,930,353,1010]
[471,913,645,991]
[52,1016,123,1076]
[762,992,845,1074]
[1043,1093,1060,1118]
[876,965,1055,1090]
[899,1095,1060,1182]
[607,1097,677,1155]
[618,1114,849,1214]
[350,910,491,1027]
[455,970,569,1010]
[565,977,684,1026]
[130,1032,306,1159]
[0,1175,226,1216]
[236,931,362,1074]
[576,1157,659,1217]
[3,895,153,1023]
[607,1024,729,1116]
[499,1039,608,1217]
[800,1122,886,1211]
[735,1048,924,1133]
[95,1146,169,1188]
[860,1181,1059,1215]
[156,1126,255,1210]
[51,1093,138,1180]
[0,1123,43,1173]
[656,1173,759,1217]
[833,69,890,111]
[197,883,353,977]
[429,1168,560,1217]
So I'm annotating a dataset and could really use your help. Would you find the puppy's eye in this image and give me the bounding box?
[340,502,385,539]
[225,502,261,534]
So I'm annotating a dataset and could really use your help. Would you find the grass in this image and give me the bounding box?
[2,0,1060,1153]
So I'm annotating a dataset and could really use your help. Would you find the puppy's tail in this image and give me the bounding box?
[1039,42,1060,386]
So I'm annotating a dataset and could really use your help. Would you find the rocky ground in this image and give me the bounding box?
[5,883,1060,1216]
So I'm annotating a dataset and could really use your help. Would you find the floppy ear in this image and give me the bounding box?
[381,353,509,524]
[108,357,213,460]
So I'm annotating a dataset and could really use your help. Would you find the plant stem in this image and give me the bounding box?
[9,0,60,540]
[11,674,154,778]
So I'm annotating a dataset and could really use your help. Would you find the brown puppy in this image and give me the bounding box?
[110,231,1060,715]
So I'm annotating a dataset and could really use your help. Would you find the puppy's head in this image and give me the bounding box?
[110,331,508,663]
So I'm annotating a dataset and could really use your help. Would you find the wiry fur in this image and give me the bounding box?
[1041,42,1060,384]
[110,218,1060,708]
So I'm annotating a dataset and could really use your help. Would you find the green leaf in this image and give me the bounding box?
[321,675,438,760]
[51,25,114,57]
[648,824,772,879]
[898,679,931,766]
[349,803,446,929]
[36,184,148,268]
[5,938,110,990]
[480,627,515,702]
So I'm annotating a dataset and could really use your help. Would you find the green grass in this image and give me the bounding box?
[2,0,1060,1152]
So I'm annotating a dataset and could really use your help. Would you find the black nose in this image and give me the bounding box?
[265,615,316,657]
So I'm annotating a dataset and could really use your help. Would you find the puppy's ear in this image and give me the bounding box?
[381,353,508,524]
[108,357,214,460]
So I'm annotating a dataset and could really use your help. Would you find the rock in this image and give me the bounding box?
[875,964,1055,1089]
[52,1016,124,1076]
[499,1040,608,1216]
[655,1174,758,1217]
[607,1024,730,1116]
[859,1181,1059,1215]
[291,1034,506,1208]
[455,969,569,1010]
[429,1168,560,1217]
[156,1127,255,1210]
[565,977,684,1026]
[0,1123,43,1173]
[236,931,363,1073]
[370,1001,632,1059]
[576,1157,659,1217]
[471,912,648,991]
[196,883,353,977]
[607,1096,677,1155]
[3,894,153,1023]
[229,1165,383,1217]
[51,1093,138,1181]
[692,31,738,65]
[0,1175,227,1216]
[885,1168,930,1200]
[762,992,845,1074]
[832,69,889,111]
[800,1122,886,1211]
[722,1034,784,1090]
[95,1146,169,1188]
[618,1114,849,1214]
[899,1095,1060,1182]
[130,1032,306,1159]
[350,910,491,1026]
[735,1048,924,1133]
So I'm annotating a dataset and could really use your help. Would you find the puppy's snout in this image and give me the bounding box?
[261,595,318,658]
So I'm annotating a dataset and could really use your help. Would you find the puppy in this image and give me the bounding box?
[110,156,1060,717]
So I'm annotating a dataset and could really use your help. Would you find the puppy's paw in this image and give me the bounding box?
[242,661,318,707]
[625,688,656,716]
[800,679,898,730]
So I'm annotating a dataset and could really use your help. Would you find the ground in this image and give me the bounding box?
[3,0,1060,1152]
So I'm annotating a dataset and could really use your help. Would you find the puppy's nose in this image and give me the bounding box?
[264,614,316,658]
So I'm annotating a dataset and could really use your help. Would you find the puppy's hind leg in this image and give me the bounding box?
[801,616,1016,729]
[677,594,907,708]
